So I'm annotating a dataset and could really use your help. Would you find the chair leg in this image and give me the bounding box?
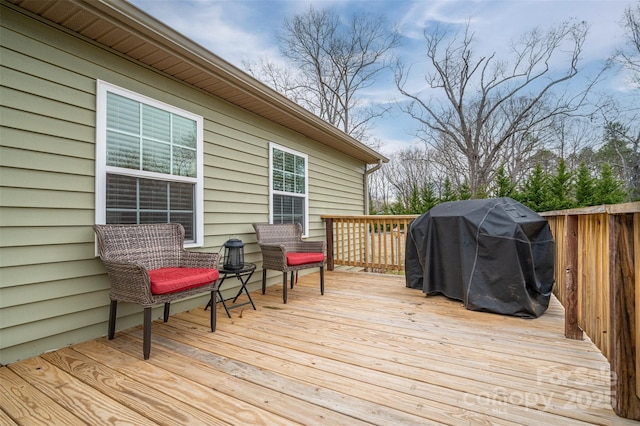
[163,303,170,322]
[290,271,295,289]
[282,272,288,304]
[108,300,117,340]
[210,290,216,332]
[143,307,152,360]
[320,266,324,295]
[262,268,267,294]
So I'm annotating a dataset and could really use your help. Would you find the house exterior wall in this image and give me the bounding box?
[0,6,366,364]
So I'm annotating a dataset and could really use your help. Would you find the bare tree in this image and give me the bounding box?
[244,6,401,141]
[396,20,596,197]
[618,2,640,86]
[383,146,434,204]
[547,116,596,167]
[606,1,640,200]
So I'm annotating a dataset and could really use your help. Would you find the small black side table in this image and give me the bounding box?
[205,262,257,317]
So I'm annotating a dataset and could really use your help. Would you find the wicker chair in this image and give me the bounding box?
[253,223,326,303]
[93,223,220,359]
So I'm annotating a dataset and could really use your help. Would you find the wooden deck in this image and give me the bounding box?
[0,271,634,425]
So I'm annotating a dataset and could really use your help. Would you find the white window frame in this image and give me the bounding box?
[95,80,204,247]
[269,142,309,237]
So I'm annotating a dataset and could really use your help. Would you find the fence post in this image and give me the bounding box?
[608,213,640,419]
[564,214,583,340]
[636,212,640,400]
[324,217,334,271]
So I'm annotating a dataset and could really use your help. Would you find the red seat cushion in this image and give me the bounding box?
[286,252,325,266]
[148,267,219,295]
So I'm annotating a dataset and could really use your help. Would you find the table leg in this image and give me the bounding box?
[218,289,232,318]
[231,271,256,310]
[205,276,232,318]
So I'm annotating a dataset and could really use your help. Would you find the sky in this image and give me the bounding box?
[128,0,637,156]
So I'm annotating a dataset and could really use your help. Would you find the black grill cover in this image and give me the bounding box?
[405,198,555,318]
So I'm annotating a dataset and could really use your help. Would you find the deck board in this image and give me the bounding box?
[1,270,635,425]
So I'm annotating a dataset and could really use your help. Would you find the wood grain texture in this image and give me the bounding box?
[608,214,640,419]
[0,367,83,425]
[564,214,583,340]
[3,271,636,425]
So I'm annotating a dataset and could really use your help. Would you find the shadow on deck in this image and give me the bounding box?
[0,270,633,425]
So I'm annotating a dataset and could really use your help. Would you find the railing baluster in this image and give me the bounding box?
[322,215,419,272]
[324,206,639,420]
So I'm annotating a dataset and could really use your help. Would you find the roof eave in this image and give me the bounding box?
[7,0,388,164]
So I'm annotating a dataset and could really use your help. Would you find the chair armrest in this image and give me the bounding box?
[258,243,287,269]
[258,243,287,258]
[289,240,326,253]
[181,251,220,269]
[100,260,155,305]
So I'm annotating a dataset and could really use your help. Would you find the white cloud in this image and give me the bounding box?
[377,135,423,157]
[130,0,283,67]
[129,0,637,153]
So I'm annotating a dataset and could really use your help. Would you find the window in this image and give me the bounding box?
[269,143,309,235]
[96,81,204,246]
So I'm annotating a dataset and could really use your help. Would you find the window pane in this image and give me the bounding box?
[295,175,305,194]
[107,92,139,134]
[170,212,194,240]
[106,91,198,179]
[142,138,171,173]
[273,194,284,223]
[273,170,284,191]
[173,146,196,177]
[170,182,194,210]
[295,156,305,175]
[139,179,167,210]
[271,148,305,195]
[173,115,197,149]
[142,104,171,141]
[273,149,284,171]
[281,195,293,215]
[140,211,168,224]
[293,197,304,228]
[106,174,137,209]
[284,152,295,173]
[284,172,295,192]
[106,131,140,169]
[273,194,305,229]
[106,174,195,241]
[107,211,137,224]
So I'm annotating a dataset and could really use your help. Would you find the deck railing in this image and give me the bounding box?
[541,202,640,420]
[324,203,640,420]
[321,215,418,272]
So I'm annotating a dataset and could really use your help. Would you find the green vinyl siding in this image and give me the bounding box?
[0,187,93,210]
[0,276,106,308]
[0,207,96,227]
[0,167,94,194]
[0,3,368,364]
[0,125,95,161]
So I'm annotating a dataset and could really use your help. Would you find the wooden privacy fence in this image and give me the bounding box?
[541,202,640,420]
[321,215,418,272]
